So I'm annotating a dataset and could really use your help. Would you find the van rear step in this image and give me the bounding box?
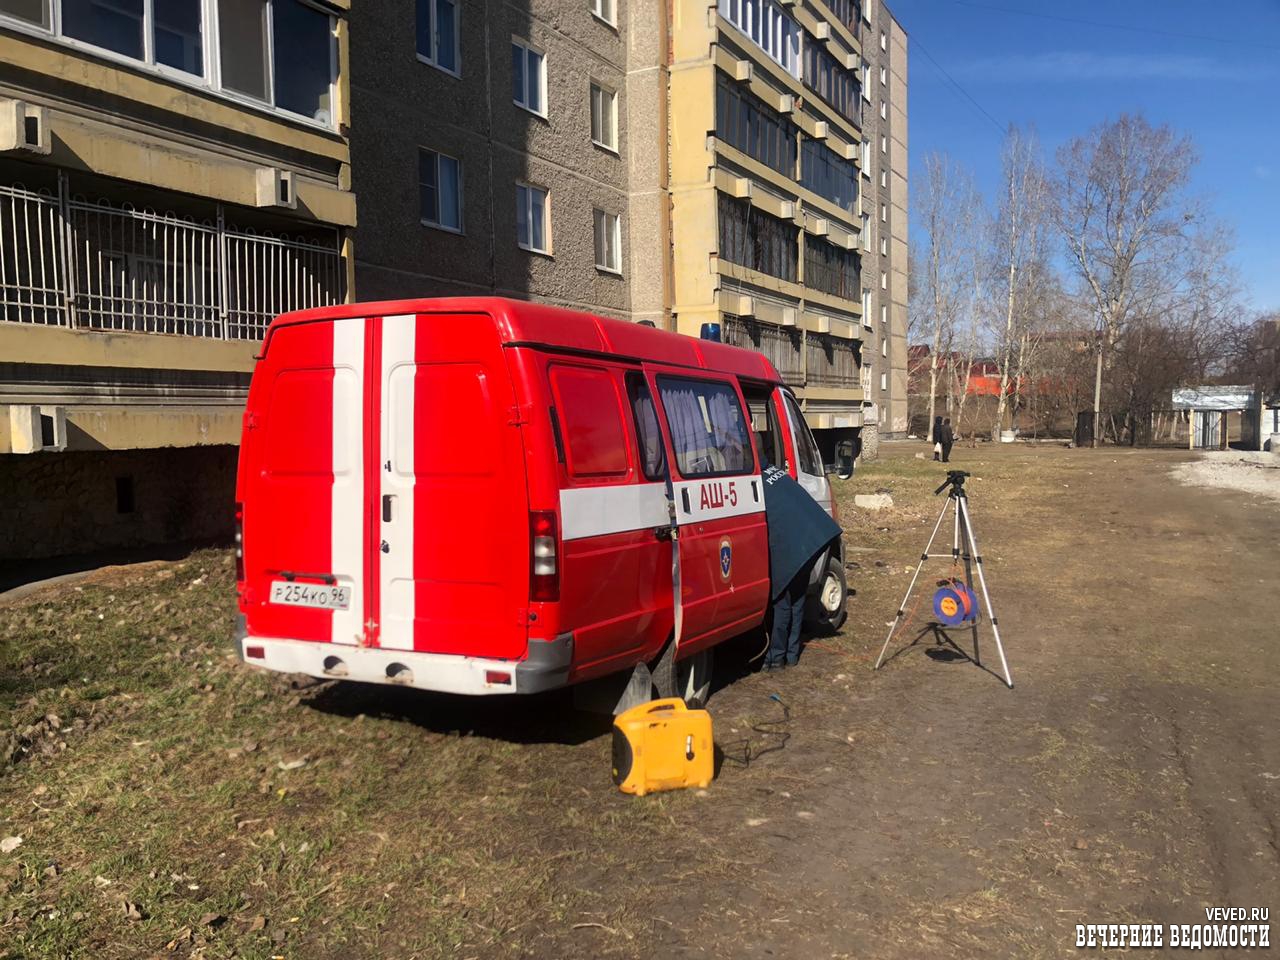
[234,620,572,696]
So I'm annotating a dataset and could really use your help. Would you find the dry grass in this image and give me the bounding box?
[2,443,1276,958]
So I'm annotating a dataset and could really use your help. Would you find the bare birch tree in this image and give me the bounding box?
[912,153,982,441]
[989,126,1051,439]
[1054,114,1199,446]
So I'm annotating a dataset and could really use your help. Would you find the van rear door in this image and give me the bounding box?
[240,317,367,647]
[374,312,530,659]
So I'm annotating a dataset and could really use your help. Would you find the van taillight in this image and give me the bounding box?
[234,501,245,583]
[529,511,559,602]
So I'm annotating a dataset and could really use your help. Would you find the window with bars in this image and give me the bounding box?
[799,137,858,213]
[717,193,798,283]
[804,236,860,301]
[722,314,804,385]
[806,332,860,386]
[715,75,798,177]
[802,40,861,126]
[0,179,342,340]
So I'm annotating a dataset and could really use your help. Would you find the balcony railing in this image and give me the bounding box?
[1,177,343,341]
[806,332,860,387]
[723,315,804,386]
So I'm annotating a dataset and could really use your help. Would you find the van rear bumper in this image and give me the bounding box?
[234,618,573,696]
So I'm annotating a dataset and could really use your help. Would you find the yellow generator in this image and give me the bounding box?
[612,698,714,796]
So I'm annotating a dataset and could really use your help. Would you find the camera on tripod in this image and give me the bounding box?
[934,470,972,497]
[876,466,1013,688]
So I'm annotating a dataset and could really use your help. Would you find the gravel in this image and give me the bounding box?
[1171,451,1280,503]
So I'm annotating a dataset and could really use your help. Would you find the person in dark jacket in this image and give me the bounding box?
[761,465,841,670]
[932,416,944,460]
[940,418,955,463]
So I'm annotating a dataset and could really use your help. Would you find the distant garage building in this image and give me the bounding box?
[1171,386,1280,451]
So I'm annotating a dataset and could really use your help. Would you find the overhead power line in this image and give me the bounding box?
[953,0,1280,53]
[909,34,1008,136]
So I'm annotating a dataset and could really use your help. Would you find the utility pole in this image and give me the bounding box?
[1091,328,1103,448]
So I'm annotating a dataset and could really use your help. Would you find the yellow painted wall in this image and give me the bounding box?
[0,324,259,373]
[0,34,348,160]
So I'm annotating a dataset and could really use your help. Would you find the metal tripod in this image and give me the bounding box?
[873,470,1013,688]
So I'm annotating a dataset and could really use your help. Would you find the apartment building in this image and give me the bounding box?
[0,0,904,562]
[0,0,354,560]
[348,0,667,323]
[668,0,867,461]
[858,0,908,439]
[350,0,907,456]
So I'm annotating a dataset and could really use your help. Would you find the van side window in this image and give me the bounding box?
[783,392,824,476]
[549,365,629,479]
[742,386,786,469]
[656,377,755,478]
[626,374,666,481]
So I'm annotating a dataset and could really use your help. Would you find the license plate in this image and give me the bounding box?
[269,580,351,610]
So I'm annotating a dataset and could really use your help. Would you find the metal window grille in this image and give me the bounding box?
[718,194,798,284]
[805,332,859,386]
[804,236,861,301]
[723,315,804,386]
[0,183,65,325]
[0,177,343,341]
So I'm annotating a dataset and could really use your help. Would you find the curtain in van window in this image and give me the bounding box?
[628,377,667,480]
[658,378,753,477]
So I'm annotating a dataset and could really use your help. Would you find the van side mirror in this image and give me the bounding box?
[834,440,855,480]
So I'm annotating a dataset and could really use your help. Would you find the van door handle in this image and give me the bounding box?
[382,495,393,522]
[653,525,674,542]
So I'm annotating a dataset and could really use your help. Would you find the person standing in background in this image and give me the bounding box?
[940,417,955,463]
[933,416,944,461]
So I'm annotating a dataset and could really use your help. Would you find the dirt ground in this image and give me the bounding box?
[1,444,1277,959]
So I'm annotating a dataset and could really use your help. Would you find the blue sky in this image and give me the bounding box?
[887,0,1280,312]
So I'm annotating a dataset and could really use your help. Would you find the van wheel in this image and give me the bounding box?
[652,641,714,709]
[816,557,848,631]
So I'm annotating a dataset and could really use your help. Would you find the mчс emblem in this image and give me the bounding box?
[719,537,733,581]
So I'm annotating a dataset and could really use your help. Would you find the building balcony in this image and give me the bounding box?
[722,314,863,399]
[0,177,344,343]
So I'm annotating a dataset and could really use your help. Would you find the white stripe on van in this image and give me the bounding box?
[330,317,365,646]
[559,482,670,541]
[672,474,765,524]
[379,315,418,651]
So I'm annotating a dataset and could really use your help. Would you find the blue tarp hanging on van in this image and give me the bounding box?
[762,465,841,600]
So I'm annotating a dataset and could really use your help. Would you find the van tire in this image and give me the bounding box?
[652,641,713,709]
[815,556,848,631]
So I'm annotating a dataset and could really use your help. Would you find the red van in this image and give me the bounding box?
[234,298,846,706]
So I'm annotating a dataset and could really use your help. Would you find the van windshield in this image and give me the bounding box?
[657,377,754,477]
